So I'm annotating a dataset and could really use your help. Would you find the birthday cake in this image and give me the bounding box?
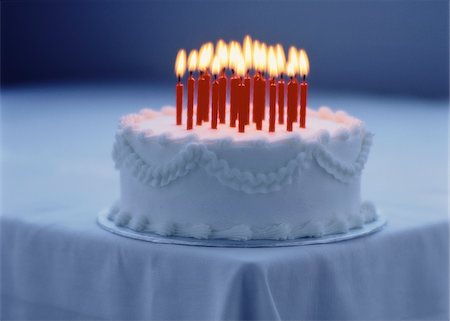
[105,106,377,241]
[101,36,379,241]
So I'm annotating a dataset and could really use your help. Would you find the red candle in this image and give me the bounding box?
[300,77,308,128]
[252,72,259,123]
[255,73,266,130]
[244,72,251,125]
[176,77,183,125]
[230,72,239,128]
[287,76,298,132]
[269,77,276,132]
[298,49,310,129]
[277,75,285,124]
[218,69,227,124]
[174,49,186,126]
[187,72,195,130]
[292,77,298,123]
[260,72,266,122]
[211,75,219,129]
[238,79,246,133]
[196,71,205,126]
[186,49,198,129]
[203,69,211,122]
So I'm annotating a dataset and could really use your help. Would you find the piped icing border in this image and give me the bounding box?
[103,201,378,241]
[112,131,372,194]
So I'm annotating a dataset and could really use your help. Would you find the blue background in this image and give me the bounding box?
[1,2,449,319]
[2,0,449,98]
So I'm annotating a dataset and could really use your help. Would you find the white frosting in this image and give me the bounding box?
[109,106,377,240]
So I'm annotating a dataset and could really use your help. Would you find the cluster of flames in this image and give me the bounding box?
[175,35,310,80]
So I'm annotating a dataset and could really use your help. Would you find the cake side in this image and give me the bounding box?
[107,106,377,241]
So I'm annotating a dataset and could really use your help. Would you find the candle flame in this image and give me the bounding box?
[286,61,295,77]
[276,44,286,75]
[298,49,310,78]
[260,43,267,72]
[288,46,299,74]
[253,40,260,70]
[175,49,186,78]
[211,55,221,75]
[243,35,253,71]
[228,41,242,71]
[216,40,228,69]
[236,54,246,77]
[268,46,278,78]
[252,40,261,70]
[187,50,198,72]
[199,42,213,72]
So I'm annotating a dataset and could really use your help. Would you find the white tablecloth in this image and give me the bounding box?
[1,85,448,320]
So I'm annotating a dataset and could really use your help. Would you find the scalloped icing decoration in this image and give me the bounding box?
[112,130,372,194]
[105,201,379,241]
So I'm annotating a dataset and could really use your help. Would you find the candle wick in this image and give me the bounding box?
[231,69,235,75]
[303,74,306,82]
[214,74,217,80]
[281,73,284,79]
[178,75,181,83]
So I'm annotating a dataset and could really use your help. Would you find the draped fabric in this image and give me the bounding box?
[1,86,448,320]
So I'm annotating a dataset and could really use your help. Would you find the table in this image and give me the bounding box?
[1,84,448,320]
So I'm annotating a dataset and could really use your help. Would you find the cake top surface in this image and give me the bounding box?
[114,105,373,192]
[119,106,365,145]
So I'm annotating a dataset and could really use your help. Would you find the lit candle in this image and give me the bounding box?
[228,41,242,128]
[288,46,299,123]
[203,68,211,122]
[200,43,213,122]
[238,81,246,132]
[196,71,204,126]
[257,73,266,130]
[216,40,228,124]
[187,72,195,130]
[244,72,251,125]
[259,43,267,122]
[286,62,298,132]
[236,59,246,133]
[276,44,286,124]
[252,40,261,124]
[211,78,219,129]
[197,43,213,125]
[293,76,299,123]
[269,80,276,132]
[243,35,253,125]
[211,56,220,129]
[230,71,239,128]
[299,49,310,129]
[268,46,277,132]
[218,69,227,124]
[186,50,197,130]
[277,75,285,124]
[176,81,183,125]
[174,49,186,126]
[252,71,260,124]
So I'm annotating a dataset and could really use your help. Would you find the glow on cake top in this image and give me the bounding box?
[173,35,310,133]
[120,106,365,144]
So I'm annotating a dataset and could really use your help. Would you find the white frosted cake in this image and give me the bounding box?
[105,106,377,241]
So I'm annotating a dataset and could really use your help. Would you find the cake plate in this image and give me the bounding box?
[97,209,387,248]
